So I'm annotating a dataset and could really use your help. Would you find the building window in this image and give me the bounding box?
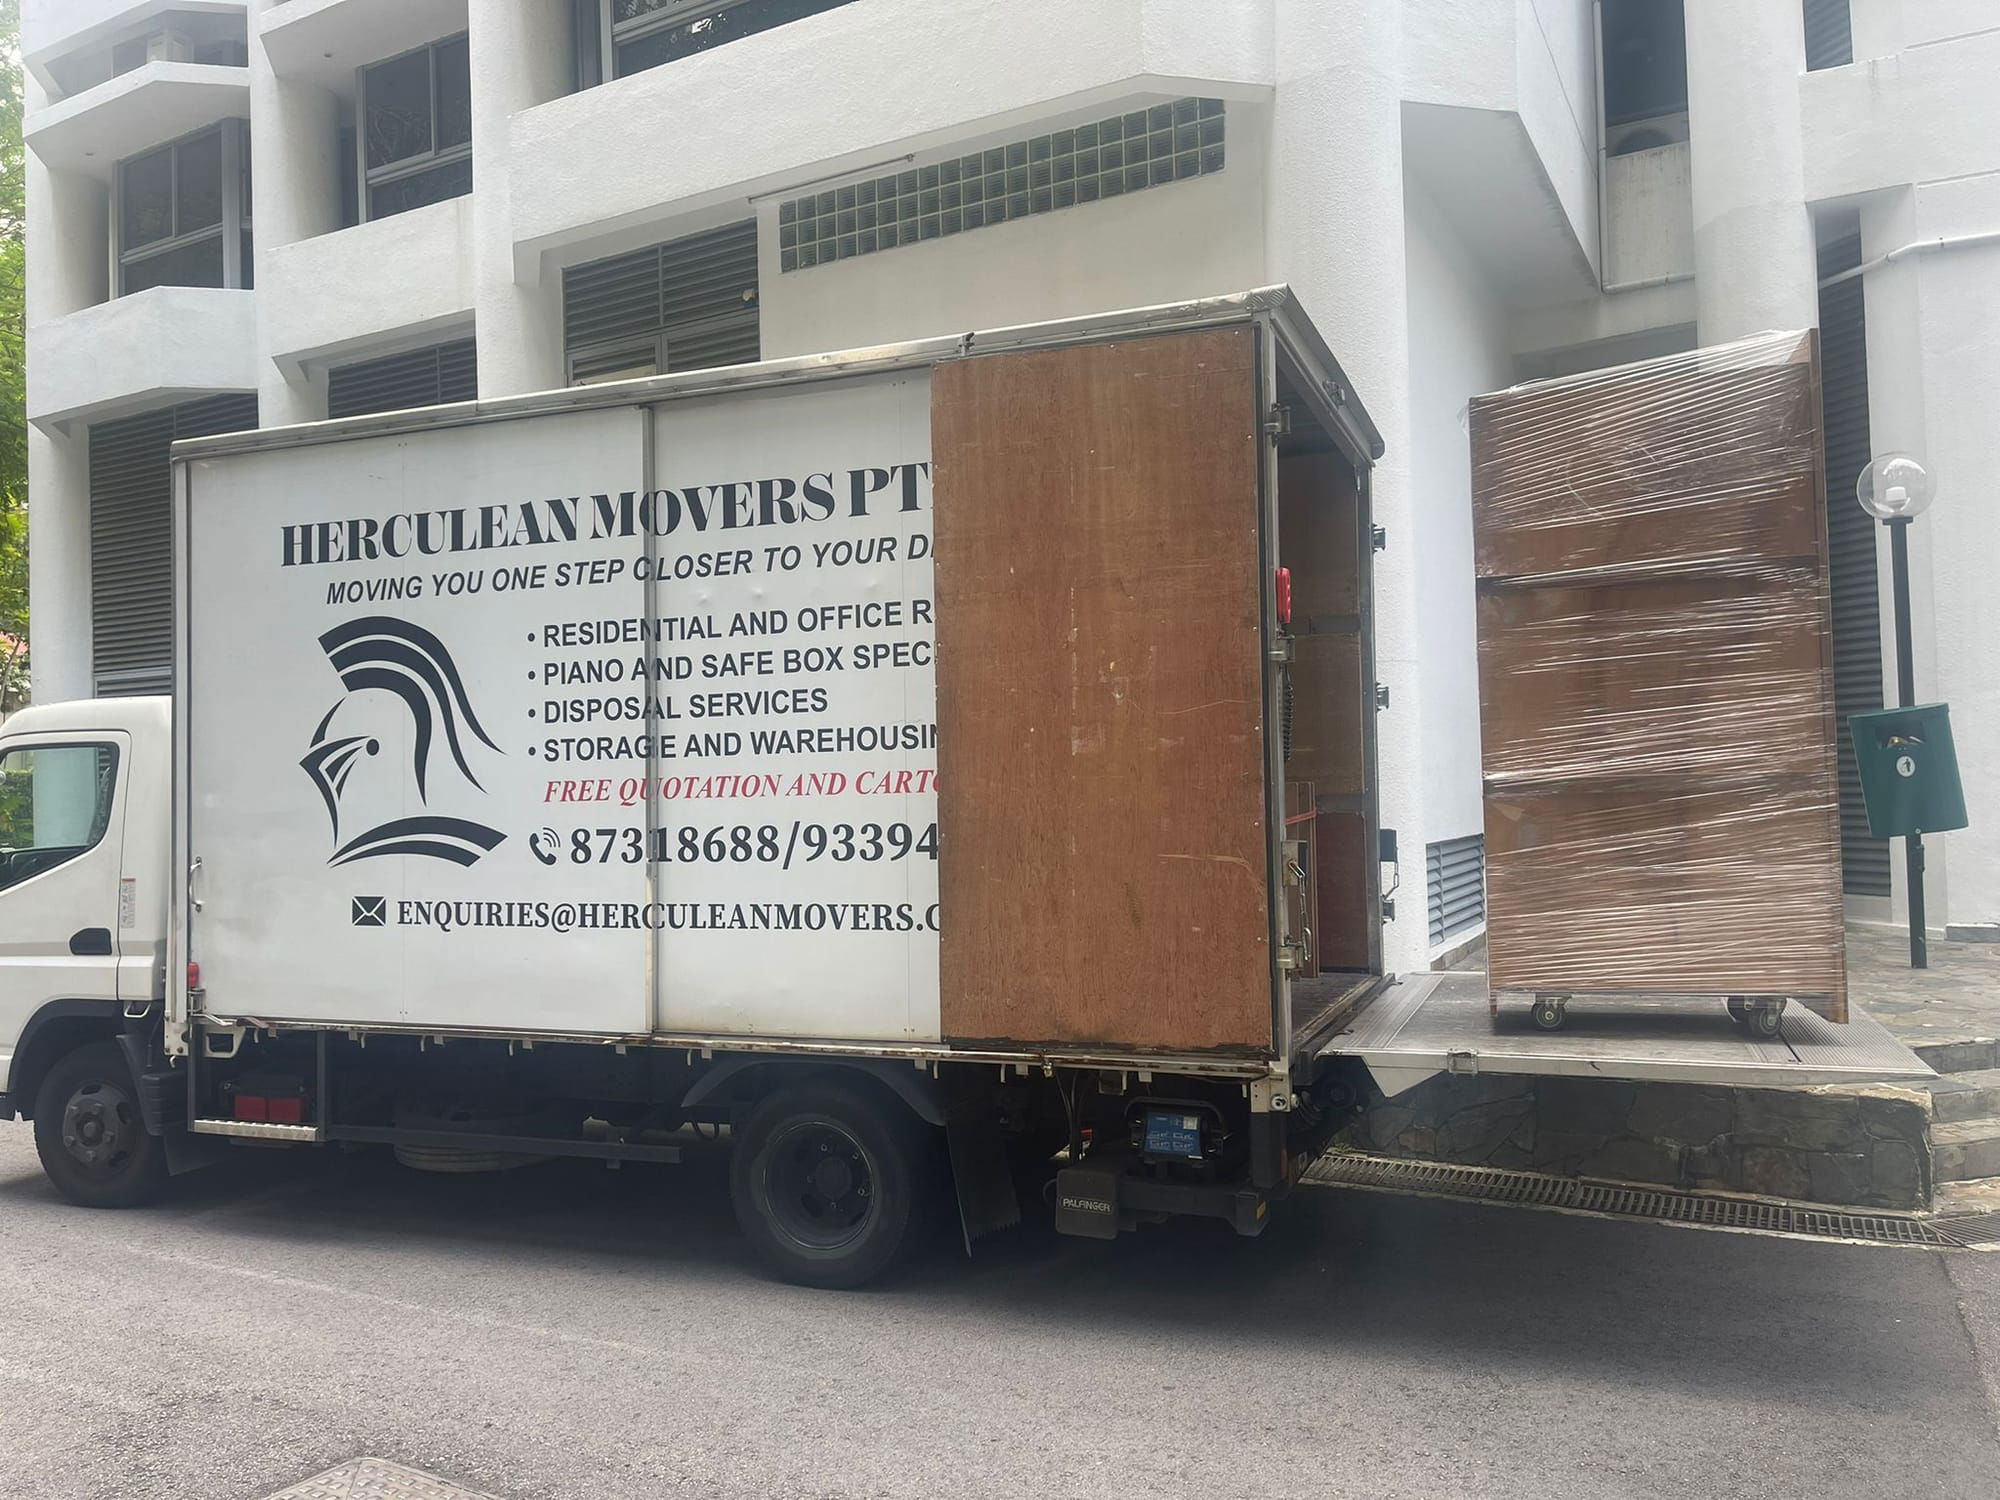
[780,99,1225,272]
[328,339,478,420]
[1803,0,1853,70]
[1600,0,1688,131]
[359,35,472,221]
[577,0,859,86]
[116,121,252,296]
[112,32,248,75]
[563,221,759,384]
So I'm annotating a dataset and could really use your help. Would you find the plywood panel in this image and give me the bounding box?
[1278,449,1365,801]
[1477,574,1833,785]
[931,328,1272,1053]
[1484,782,1846,1015]
[1287,633,1363,795]
[1313,811,1373,972]
[1470,348,1822,580]
[1278,452,1360,618]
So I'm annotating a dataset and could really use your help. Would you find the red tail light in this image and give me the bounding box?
[1275,567,1293,626]
[186,961,200,991]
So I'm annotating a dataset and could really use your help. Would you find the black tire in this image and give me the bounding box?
[729,1081,921,1289]
[32,1041,169,1209]
[1530,997,1566,1031]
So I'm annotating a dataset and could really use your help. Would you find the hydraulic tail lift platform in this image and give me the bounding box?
[1328,973,1934,1101]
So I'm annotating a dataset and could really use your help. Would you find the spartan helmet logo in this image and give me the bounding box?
[302,617,507,867]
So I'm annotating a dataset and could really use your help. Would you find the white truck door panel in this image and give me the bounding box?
[183,407,650,1034]
[0,734,130,1084]
[647,373,940,1041]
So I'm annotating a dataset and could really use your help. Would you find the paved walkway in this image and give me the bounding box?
[1848,923,2000,1053]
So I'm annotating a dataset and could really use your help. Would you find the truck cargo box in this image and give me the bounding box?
[169,289,1387,1075]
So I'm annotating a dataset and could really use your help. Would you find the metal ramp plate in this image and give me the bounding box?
[1324,973,1935,1098]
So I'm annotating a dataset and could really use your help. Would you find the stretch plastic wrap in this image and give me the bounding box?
[1468,330,1847,1021]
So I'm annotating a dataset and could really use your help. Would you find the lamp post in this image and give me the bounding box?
[1857,453,1937,968]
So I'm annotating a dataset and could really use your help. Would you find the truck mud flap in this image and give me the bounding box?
[946,1117,1021,1251]
[1322,973,1934,1099]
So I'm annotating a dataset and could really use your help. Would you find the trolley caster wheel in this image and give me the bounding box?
[1744,1000,1785,1040]
[1529,996,1568,1031]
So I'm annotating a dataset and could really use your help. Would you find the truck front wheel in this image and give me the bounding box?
[729,1081,921,1289]
[32,1042,169,1209]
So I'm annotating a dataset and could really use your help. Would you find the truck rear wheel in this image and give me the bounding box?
[32,1042,168,1209]
[729,1081,920,1289]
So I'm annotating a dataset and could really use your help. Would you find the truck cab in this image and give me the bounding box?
[0,697,173,1201]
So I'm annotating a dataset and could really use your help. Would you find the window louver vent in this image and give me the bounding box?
[1804,0,1854,71]
[563,220,758,382]
[1426,833,1486,948]
[1816,231,1890,896]
[89,394,258,696]
[327,338,477,420]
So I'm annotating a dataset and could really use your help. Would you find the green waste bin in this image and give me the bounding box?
[1851,703,1968,838]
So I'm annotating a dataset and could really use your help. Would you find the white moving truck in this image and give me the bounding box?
[0,293,1399,1285]
[2,291,1930,1284]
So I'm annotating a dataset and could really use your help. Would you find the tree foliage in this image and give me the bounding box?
[0,0,25,713]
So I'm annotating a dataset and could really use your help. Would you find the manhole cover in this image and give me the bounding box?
[261,1457,503,1500]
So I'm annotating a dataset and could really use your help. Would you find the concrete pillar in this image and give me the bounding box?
[24,76,106,324]
[1266,1,1432,972]
[26,426,93,705]
[470,0,574,398]
[1860,179,2000,937]
[1683,0,1819,341]
[251,0,343,425]
[25,72,104,704]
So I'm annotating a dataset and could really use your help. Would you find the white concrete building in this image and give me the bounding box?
[21,0,2000,970]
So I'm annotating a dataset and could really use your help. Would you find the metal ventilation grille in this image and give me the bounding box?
[667,318,761,372]
[327,339,477,420]
[89,394,258,696]
[1304,1151,2000,1250]
[565,244,664,350]
[1816,231,1890,897]
[563,220,759,383]
[1804,0,1854,70]
[1426,833,1485,946]
[779,98,1226,271]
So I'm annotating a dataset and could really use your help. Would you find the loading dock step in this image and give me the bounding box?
[1322,973,1935,1098]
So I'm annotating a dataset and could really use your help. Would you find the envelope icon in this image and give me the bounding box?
[351,895,387,927]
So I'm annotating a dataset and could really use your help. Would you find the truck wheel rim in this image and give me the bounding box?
[61,1081,138,1175]
[765,1120,875,1250]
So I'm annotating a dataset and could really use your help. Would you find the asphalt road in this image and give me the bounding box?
[0,1124,1995,1500]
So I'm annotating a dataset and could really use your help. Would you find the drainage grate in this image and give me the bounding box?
[1303,1151,2000,1250]
[261,1457,503,1500]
